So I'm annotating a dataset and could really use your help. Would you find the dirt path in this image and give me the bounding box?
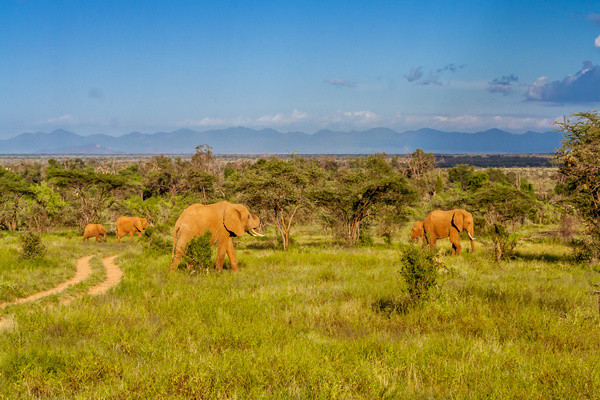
[87,255,122,295]
[0,254,123,311]
[0,255,93,309]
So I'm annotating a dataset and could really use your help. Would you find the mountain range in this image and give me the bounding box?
[0,127,564,154]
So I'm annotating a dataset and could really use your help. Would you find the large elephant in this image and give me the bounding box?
[115,216,149,243]
[410,221,426,245]
[423,209,476,255]
[83,223,107,242]
[170,201,263,272]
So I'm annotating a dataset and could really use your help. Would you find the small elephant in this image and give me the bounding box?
[410,221,426,245]
[170,201,263,272]
[115,216,149,243]
[423,209,476,255]
[83,223,107,242]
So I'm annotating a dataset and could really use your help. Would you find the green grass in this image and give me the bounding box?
[0,229,599,398]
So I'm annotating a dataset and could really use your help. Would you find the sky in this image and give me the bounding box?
[2,0,600,139]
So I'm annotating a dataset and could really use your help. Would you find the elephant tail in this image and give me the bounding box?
[172,225,181,261]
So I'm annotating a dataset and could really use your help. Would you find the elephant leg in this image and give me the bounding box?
[450,230,462,255]
[429,236,437,252]
[215,240,228,271]
[129,231,134,241]
[226,237,239,272]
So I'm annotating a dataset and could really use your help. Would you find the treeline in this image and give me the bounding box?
[0,145,564,249]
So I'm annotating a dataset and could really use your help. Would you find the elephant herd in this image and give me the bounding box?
[82,216,149,243]
[410,209,476,255]
[82,203,475,273]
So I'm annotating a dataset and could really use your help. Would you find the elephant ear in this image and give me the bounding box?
[224,204,245,237]
[134,219,143,232]
[452,211,464,232]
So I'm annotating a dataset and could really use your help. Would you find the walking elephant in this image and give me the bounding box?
[410,221,426,245]
[423,209,476,255]
[170,201,263,272]
[115,216,149,243]
[83,224,107,242]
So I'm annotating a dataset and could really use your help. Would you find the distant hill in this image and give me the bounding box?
[0,127,564,154]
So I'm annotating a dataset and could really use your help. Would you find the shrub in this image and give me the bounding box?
[573,236,599,265]
[358,233,374,246]
[181,232,213,272]
[398,244,444,304]
[19,231,46,259]
[381,231,392,245]
[143,226,172,253]
[490,224,518,261]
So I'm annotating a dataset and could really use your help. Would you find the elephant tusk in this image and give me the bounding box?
[248,228,265,237]
[468,232,476,241]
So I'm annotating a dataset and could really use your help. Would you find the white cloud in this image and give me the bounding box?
[177,117,228,127]
[36,114,78,125]
[595,34,600,48]
[526,61,600,103]
[176,110,554,134]
[394,113,555,132]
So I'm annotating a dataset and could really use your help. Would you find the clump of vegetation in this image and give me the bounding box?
[489,223,518,261]
[181,232,213,272]
[555,111,600,261]
[19,231,46,259]
[143,226,172,253]
[399,244,444,304]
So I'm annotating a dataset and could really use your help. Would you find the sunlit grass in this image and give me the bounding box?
[0,228,599,398]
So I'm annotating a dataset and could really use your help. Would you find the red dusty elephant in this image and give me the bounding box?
[170,201,263,272]
[83,223,107,242]
[423,209,476,255]
[115,216,149,243]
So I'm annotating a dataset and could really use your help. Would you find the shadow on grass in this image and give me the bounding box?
[371,296,412,316]
[512,250,574,264]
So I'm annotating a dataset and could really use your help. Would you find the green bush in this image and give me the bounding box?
[398,244,444,304]
[19,231,46,259]
[143,226,172,253]
[358,233,374,246]
[490,224,518,261]
[181,232,213,272]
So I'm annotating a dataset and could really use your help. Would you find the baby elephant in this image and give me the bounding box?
[115,216,149,243]
[83,224,107,242]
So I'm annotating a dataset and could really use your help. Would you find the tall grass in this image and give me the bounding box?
[0,230,599,398]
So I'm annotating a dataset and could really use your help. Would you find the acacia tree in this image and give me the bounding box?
[405,148,436,179]
[312,154,416,245]
[227,156,320,250]
[555,111,600,248]
[47,166,129,228]
[0,167,31,231]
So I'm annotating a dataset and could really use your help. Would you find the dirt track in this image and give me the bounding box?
[88,255,122,295]
[0,254,122,310]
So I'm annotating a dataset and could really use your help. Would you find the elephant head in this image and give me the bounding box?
[140,218,149,230]
[410,221,424,241]
[451,209,476,247]
[223,203,263,237]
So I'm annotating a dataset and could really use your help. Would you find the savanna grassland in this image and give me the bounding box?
[1,139,600,398]
[1,227,599,399]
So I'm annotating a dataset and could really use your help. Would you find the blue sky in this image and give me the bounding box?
[1,0,600,138]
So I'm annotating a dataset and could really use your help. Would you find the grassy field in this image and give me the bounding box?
[1,228,599,399]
